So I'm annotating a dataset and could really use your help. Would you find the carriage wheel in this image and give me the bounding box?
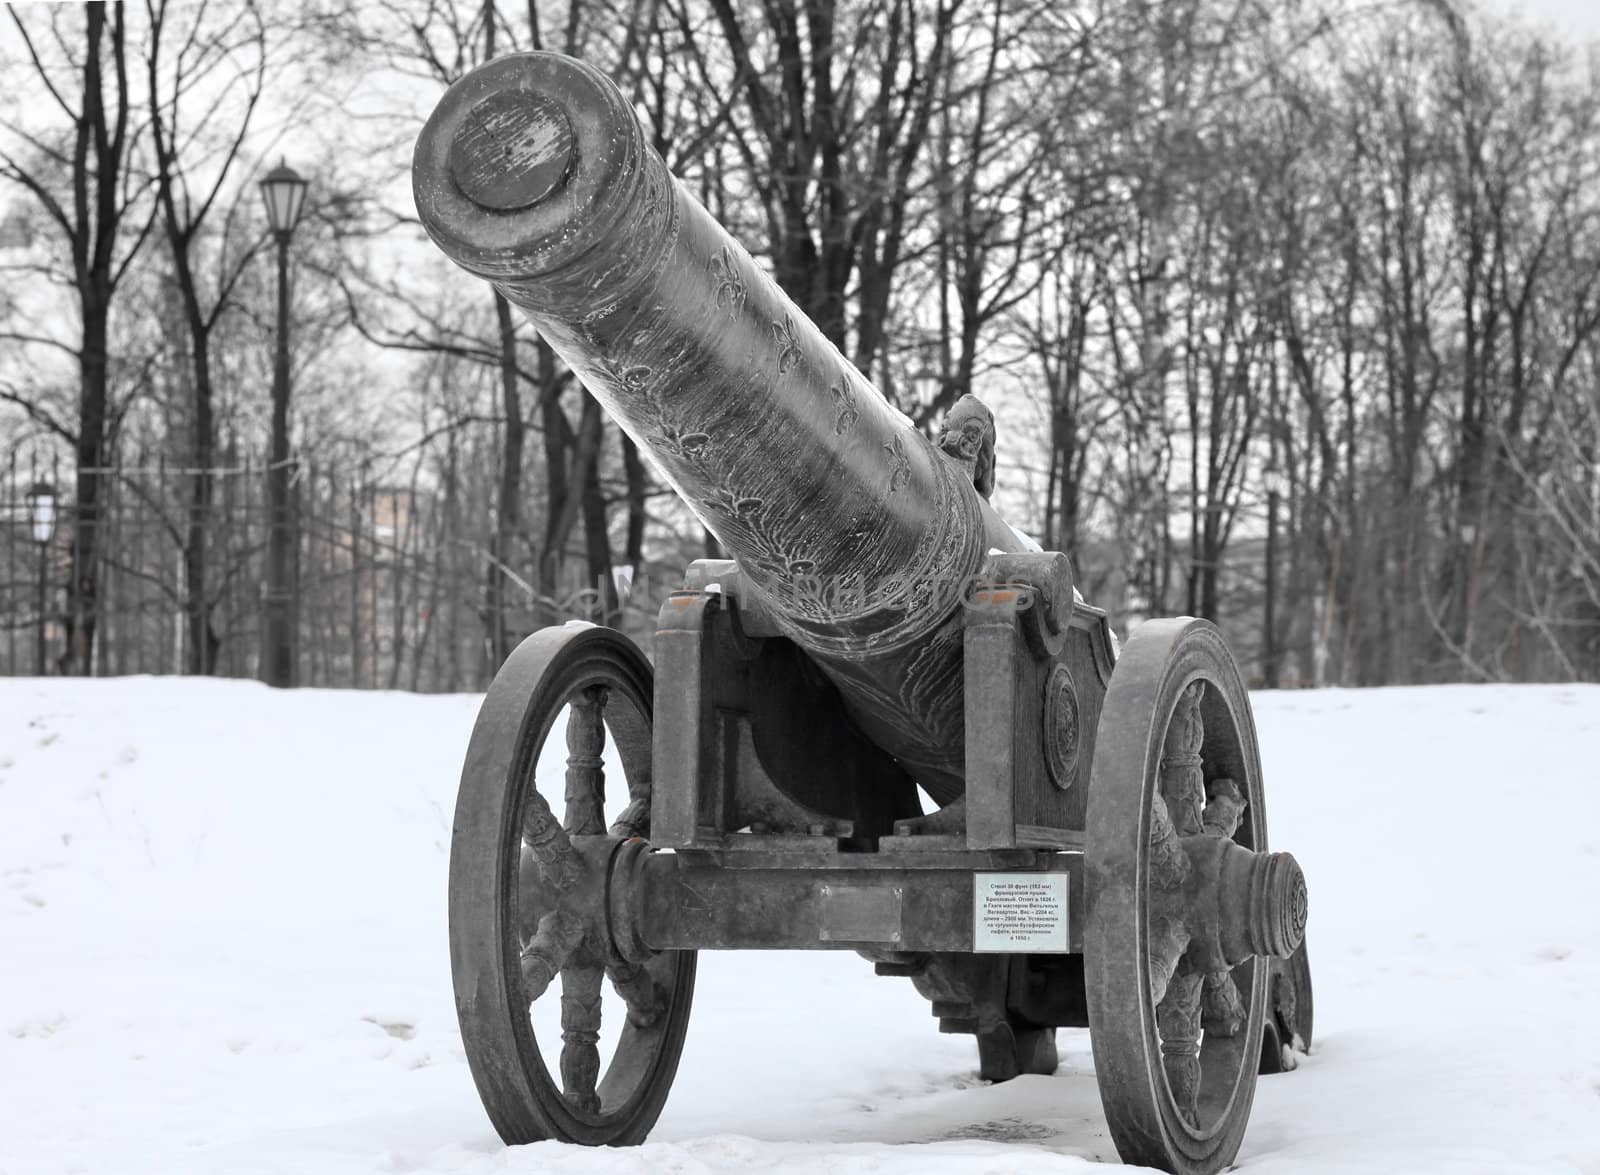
[1085,619,1307,1175]
[449,624,695,1146]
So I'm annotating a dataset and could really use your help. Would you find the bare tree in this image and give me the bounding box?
[144,0,271,672]
[1,1,155,674]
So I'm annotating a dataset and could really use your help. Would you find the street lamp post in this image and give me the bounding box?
[26,480,56,676]
[908,367,943,415]
[1262,463,1285,690]
[259,159,309,688]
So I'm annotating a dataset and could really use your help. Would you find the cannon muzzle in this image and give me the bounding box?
[414,52,1029,800]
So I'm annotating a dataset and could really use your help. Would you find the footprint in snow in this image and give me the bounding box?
[942,1117,1058,1143]
[940,1072,984,1092]
[8,1013,68,1039]
[363,1015,417,1040]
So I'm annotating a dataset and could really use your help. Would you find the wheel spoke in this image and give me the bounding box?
[565,686,609,836]
[559,960,604,1114]
[1156,967,1204,1127]
[599,701,654,839]
[608,793,651,839]
[1156,679,1222,1130]
[519,908,585,999]
[1270,955,1309,1055]
[1202,776,1246,839]
[1149,912,1191,1006]
[523,784,580,885]
[1201,969,1247,1037]
[1160,681,1206,835]
[607,958,667,1028]
[1149,792,1190,891]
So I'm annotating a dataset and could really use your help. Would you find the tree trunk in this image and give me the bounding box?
[537,336,571,625]
[489,292,524,664]
[66,306,108,675]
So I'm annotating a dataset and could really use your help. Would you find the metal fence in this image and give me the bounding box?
[2,453,1347,693]
[0,452,667,690]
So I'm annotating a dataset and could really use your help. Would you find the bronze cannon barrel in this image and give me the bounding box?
[413,52,1028,800]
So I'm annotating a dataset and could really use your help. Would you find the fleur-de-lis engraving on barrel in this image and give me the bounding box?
[829,378,859,436]
[884,435,911,495]
[771,315,802,374]
[710,245,746,318]
[699,479,765,523]
[661,424,712,461]
[598,357,652,395]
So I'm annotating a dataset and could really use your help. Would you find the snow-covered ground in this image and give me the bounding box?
[2,676,1598,1175]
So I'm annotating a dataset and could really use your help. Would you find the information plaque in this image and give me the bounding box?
[973,873,1070,953]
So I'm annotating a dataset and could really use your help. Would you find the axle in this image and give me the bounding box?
[523,829,1303,984]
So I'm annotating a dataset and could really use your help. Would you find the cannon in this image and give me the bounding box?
[415,51,1312,1175]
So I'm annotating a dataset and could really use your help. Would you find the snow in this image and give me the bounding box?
[2,676,1599,1175]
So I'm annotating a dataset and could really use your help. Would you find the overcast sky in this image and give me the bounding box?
[1501,0,1600,43]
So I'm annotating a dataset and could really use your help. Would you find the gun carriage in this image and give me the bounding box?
[415,52,1312,1175]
